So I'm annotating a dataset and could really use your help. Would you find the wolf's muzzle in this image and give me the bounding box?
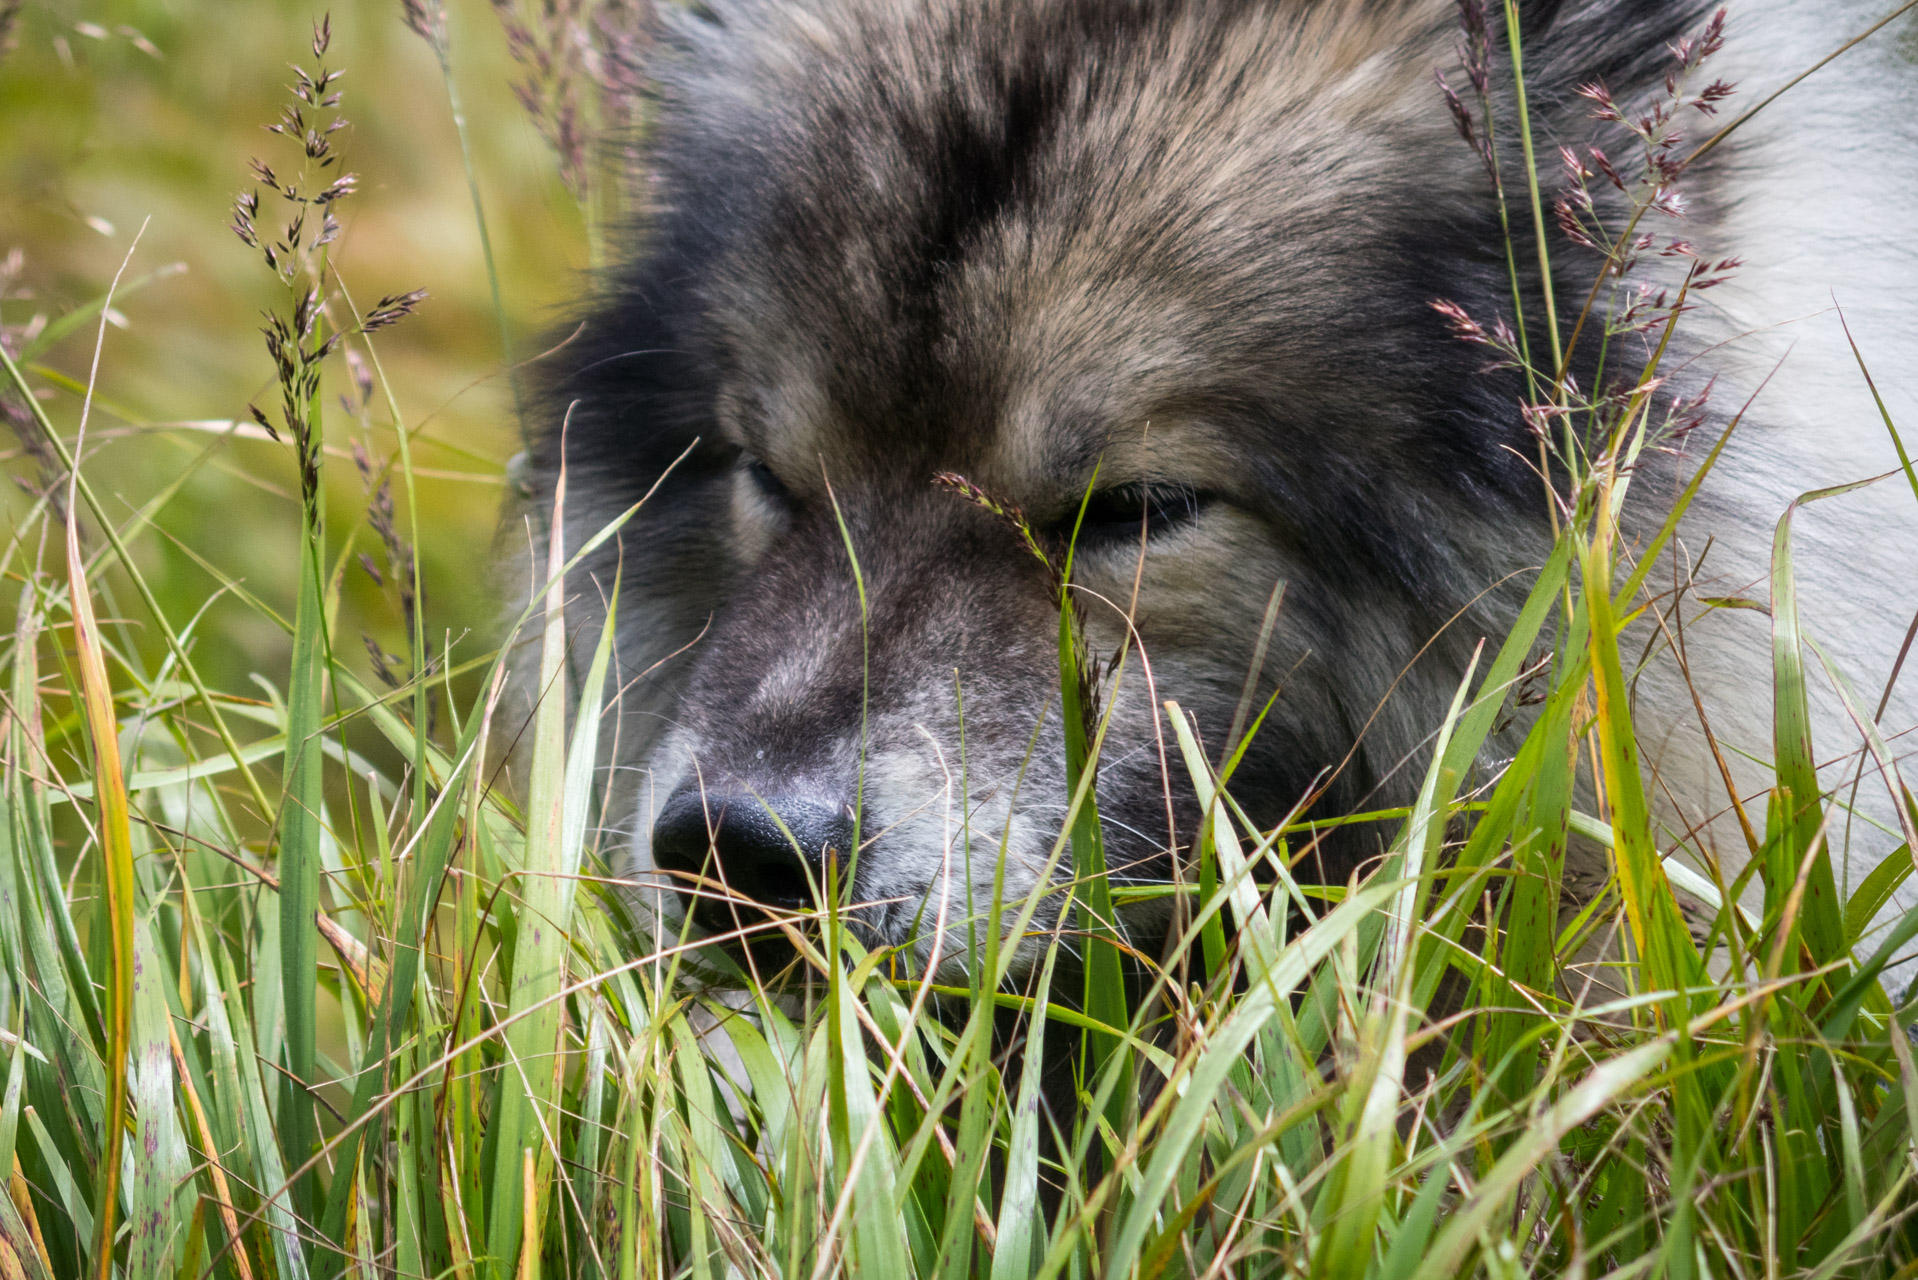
[650,787,854,940]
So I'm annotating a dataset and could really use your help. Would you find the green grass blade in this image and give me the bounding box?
[276,411,329,1250]
[1502,0,1562,370]
[991,936,1063,1280]
[826,958,912,1279]
[1310,981,1410,1280]
[1580,534,1703,1010]
[1437,537,1571,782]
[315,665,504,1276]
[127,909,190,1279]
[1806,635,1918,957]
[1831,1065,1867,1240]
[23,1108,91,1252]
[1480,665,1579,1109]
[568,999,613,1263]
[1375,1152,1455,1280]
[392,1037,429,1280]
[214,943,308,1280]
[0,1035,25,1186]
[486,477,620,1279]
[7,595,104,1052]
[1770,482,1882,969]
[1844,844,1913,948]
[1166,704,1282,978]
[1060,599,1131,1130]
[1384,646,1480,979]
[1836,308,1918,512]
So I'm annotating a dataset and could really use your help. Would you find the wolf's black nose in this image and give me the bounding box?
[650,787,854,918]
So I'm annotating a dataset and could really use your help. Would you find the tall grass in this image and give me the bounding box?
[2,3,1917,1278]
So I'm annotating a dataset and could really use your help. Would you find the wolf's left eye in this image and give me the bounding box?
[743,457,793,506]
[1070,483,1206,544]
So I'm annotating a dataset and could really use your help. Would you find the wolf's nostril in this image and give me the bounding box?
[650,787,853,915]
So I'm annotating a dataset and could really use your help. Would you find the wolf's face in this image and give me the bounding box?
[528,0,1709,975]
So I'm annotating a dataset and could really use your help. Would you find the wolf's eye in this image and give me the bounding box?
[1069,483,1206,544]
[743,457,793,506]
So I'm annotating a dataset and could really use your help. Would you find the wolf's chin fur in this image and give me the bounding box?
[518,0,1918,981]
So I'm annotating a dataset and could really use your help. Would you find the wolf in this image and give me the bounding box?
[516,0,1918,985]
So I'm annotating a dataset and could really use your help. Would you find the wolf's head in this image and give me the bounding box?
[522,0,1708,976]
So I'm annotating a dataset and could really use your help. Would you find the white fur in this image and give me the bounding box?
[1633,0,1918,956]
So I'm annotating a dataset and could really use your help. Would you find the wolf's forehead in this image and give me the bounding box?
[713,268,1236,495]
[695,0,1451,493]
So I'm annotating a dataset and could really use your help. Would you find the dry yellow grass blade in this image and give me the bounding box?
[64,499,134,1280]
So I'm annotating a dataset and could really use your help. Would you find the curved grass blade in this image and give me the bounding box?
[63,459,134,1280]
[1771,480,1886,970]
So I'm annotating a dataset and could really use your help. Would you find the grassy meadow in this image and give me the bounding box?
[3,1,1918,1277]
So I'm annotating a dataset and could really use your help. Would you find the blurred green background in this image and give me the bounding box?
[0,0,600,694]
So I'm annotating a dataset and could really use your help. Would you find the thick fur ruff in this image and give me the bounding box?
[517,0,1918,978]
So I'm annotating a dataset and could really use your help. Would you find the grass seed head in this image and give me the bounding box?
[402,0,446,43]
[487,0,654,201]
